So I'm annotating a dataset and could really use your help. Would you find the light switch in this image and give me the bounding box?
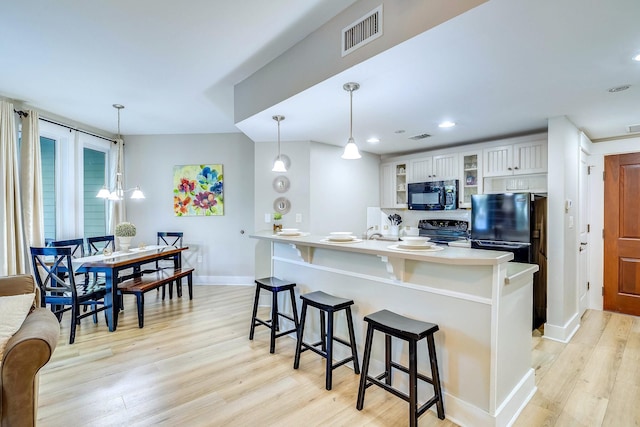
[569,216,574,229]
[264,213,271,223]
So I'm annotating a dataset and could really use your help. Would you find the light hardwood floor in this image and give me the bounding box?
[37,285,640,426]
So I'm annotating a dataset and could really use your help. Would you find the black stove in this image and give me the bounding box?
[418,219,469,244]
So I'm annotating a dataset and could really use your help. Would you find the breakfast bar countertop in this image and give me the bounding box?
[250,230,514,267]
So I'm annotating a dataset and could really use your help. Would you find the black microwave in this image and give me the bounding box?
[407,180,459,210]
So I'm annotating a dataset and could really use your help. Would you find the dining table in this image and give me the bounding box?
[74,245,188,331]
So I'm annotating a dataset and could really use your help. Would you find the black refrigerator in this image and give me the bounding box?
[471,193,547,329]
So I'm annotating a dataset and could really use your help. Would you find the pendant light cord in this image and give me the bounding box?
[349,89,353,140]
[277,117,281,160]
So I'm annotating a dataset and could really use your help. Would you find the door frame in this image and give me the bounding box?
[577,148,591,316]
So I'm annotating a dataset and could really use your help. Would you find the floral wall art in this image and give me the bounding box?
[173,164,224,216]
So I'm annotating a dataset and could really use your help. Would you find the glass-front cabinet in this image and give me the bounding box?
[459,151,482,208]
[380,161,408,208]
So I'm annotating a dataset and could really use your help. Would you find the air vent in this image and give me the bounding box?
[341,5,383,57]
[628,124,640,133]
[409,133,432,141]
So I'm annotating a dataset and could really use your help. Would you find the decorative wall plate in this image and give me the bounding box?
[273,197,291,215]
[273,175,290,193]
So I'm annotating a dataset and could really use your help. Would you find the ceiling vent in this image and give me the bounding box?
[342,5,383,57]
[409,133,432,141]
[628,124,640,133]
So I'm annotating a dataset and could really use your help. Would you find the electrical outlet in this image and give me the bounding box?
[197,255,203,263]
[264,213,270,223]
[295,213,302,223]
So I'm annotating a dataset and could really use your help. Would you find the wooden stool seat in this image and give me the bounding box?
[356,309,445,427]
[294,291,360,390]
[249,277,299,354]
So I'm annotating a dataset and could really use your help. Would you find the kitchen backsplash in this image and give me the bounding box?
[368,207,471,236]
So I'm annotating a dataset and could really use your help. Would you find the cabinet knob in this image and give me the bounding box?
[507,167,512,170]
[514,166,519,170]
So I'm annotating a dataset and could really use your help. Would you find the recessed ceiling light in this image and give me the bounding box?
[367,137,380,143]
[633,53,640,62]
[608,85,631,93]
[394,130,405,134]
[438,121,456,128]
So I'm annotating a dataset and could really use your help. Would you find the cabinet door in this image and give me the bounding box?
[433,153,459,180]
[514,141,547,175]
[484,145,513,177]
[409,157,433,182]
[459,151,482,208]
[380,163,394,208]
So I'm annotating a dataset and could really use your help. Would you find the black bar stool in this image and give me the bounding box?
[249,277,299,353]
[356,309,445,427]
[293,290,360,390]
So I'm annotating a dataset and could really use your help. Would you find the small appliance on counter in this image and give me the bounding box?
[417,219,469,244]
[408,180,458,210]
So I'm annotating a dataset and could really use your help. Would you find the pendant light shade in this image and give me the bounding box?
[272,115,287,172]
[96,104,145,200]
[341,82,362,160]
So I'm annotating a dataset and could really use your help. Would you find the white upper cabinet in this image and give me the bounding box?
[484,140,547,177]
[409,157,433,182]
[409,153,458,182]
[433,153,459,180]
[380,161,407,208]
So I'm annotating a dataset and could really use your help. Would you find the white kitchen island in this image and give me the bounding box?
[251,231,539,427]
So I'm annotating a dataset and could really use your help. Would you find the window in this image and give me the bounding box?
[39,121,111,241]
[83,148,107,237]
[40,136,56,242]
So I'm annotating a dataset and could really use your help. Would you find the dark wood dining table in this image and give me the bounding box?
[74,245,188,331]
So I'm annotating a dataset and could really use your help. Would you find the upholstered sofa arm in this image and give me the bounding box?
[1,308,59,427]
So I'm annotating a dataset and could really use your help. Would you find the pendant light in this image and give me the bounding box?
[96,104,145,199]
[272,115,287,172]
[341,82,362,160]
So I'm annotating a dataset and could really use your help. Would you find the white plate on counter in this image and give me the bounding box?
[396,242,435,250]
[387,244,444,252]
[277,231,308,237]
[321,238,363,244]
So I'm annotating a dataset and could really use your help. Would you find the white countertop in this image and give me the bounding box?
[250,230,514,266]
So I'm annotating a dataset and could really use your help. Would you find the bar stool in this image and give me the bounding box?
[356,309,445,427]
[249,277,300,354]
[293,290,360,390]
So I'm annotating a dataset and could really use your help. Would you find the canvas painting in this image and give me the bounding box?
[173,164,224,216]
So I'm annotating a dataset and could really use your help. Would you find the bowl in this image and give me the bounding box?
[329,231,353,236]
[400,236,431,246]
[280,228,299,233]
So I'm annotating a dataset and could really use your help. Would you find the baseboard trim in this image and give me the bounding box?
[543,312,580,343]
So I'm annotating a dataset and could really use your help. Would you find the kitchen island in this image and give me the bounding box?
[251,231,538,427]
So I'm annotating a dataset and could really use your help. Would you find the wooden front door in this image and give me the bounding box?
[604,152,640,315]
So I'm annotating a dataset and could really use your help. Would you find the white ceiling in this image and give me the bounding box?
[2,0,640,156]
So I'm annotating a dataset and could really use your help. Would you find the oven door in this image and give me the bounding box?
[408,183,443,210]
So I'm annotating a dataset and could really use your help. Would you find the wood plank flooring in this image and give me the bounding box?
[37,285,640,426]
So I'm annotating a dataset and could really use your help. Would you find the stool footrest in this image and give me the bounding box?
[390,361,435,385]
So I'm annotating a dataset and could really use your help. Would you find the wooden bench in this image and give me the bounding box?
[117,267,194,328]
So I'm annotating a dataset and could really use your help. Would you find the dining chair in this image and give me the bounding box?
[143,232,184,299]
[50,238,87,284]
[30,246,108,344]
[87,235,115,255]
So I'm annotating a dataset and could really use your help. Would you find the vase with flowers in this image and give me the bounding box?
[273,212,283,234]
[115,222,136,252]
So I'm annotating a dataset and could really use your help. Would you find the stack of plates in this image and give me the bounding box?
[323,232,361,243]
[397,236,435,250]
[278,228,301,236]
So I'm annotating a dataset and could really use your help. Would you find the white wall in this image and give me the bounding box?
[545,117,581,342]
[124,133,255,284]
[309,142,380,235]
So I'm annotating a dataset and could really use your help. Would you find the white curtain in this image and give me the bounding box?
[0,100,27,275]
[108,138,126,232]
[20,110,44,248]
